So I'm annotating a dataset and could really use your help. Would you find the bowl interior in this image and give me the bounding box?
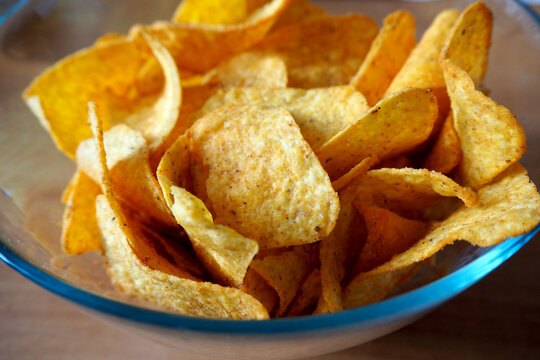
[0,0,539,328]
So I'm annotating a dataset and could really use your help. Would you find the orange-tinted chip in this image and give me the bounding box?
[350,11,416,106]
[173,0,248,25]
[271,0,327,30]
[423,112,461,174]
[241,268,279,315]
[286,269,321,317]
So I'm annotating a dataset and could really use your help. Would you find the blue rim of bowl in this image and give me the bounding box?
[1,0,539,335]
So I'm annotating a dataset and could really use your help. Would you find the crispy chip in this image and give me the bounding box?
[331,157,375,192]
[89,103,268,319]
[286,269,321,317]
[241,268,279,315]
[76,124,176,227]
[363,163,540,277]
[344,264,419,309]
[441,60,526,189]
[346,168,477,221]
[252,15,378,88]
[182,52,288,88]
[316,87,438,179]
[188,104,340,249]
[23,38,152,157]
[61,171,102,255]
[350,11,416,106]
[196,86,369,149]
[319,189,366,312]
[423,112,461,174]
[375,155,413,170]
[271,0,327,30]
[353,203,430,273]
[440,2,492,86]
[168,186,259,287]
[251,245,317,316]
[173,0,248,25]
[132,0,290,73]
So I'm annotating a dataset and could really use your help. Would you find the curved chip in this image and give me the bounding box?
[316,87,438,179]
[350,10,416,106]
[363,163,540,277]
[271,0,327,31]
[61,171,102,255]
[188,104,340,249]
[331,156,376,192]
[241,268,279,315]
[441,60,526,189]
[131,0,291,73]
[196,86,369,149]
[423,112,461,174]
[286,268,321,317]
[173,0,248,25]
[252,15,378,88]
[88,103,268,319]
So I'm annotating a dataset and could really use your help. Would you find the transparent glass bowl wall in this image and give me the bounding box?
[0,1,538,359]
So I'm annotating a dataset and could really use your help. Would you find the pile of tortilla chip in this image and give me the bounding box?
[23,0,540,319]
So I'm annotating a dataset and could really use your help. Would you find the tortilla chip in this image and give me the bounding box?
[423,112,461,174]
[375,155,413,170]
[182,51,288,88]
[88,102,268,319]
[353,203,430,273]
[168,186,259,287]
[386,9,459,95]
[441,60,526,189]
[76,124,176,227]
[61,171,102,255]
[252,15,378,88]
[188,104,340,249]
[440,2,492,86]
[132,0,291,73]
[351,11,416,106]
[316,87,438,179]
[251,245,317,316]
[22,38,153,157]
[344,264,419,309]
[241,268,279,315]
[286,269,321,317]
[173,0,248,25]
[319,189,366,312]
[331,157,375,192]
[271,0,327,30]
[156,134,192,207]
[196,86,369,149]
[364,163,540,277]
[346,168,477,221]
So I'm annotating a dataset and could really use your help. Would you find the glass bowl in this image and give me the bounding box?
[0,1,538,359]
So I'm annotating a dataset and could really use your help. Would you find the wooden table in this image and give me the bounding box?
[1,2,540,359]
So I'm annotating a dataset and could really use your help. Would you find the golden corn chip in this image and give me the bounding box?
[182,52,288,88]
[251,245,317,316]
[76,124,176,227]
[440,2,492,86]
[286,269,321,317]
[105,32,181,155]
[375,155,413,170]
[386,9,459,95]
[353,203,430,273]
[156,135,192,207]
[343,264,419,309]
[131,0,290,73]
[241,268,279,315]
[173,0,248,25]
[188,104,340,249]
[350,11,416,106]
[271,0,327,31]
[423,112,461,174]
[364,163,540,277]
[441,60,526,189]
[346,168,477,221]
[61,171,102,255]
[94,33,126,46]
[331,157,375,192]
[196,86,369,149]
[316,87,438,179]
[88,103,268,319]
[319,189,366,312]
[22,38,152,157]
[252,15,378,88]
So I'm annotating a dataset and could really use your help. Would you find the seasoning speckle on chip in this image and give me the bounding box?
[22,0,540,319]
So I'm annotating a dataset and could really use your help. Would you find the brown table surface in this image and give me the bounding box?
[2,2,540,360]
